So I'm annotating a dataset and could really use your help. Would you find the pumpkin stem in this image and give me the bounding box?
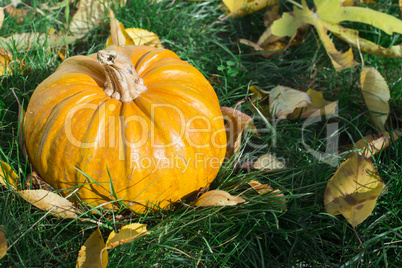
[97,50,147,102]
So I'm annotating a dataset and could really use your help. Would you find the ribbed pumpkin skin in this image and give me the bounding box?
[24,45,226,212]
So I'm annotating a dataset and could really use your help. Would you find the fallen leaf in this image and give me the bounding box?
[271,0,402,71]
[221,106,258,158]
[25,171,54,191]
[70,0,111,39]
[106,10,129,47]
[0,229,6,260]
[0,33,76,52]
[248,180,287,209]
[0,160,19,189]
[0,49,14,76]
[253,153,285,170]
[222,0,279,18]
[106,223,149,249]
[289,89,338,119]
[360,67,390,131]
[269,86,312,119]
[352,130,401,158]
[0,8,4,29]
[5,5,32,23]
[17,190,78,219]
[324,154,385,227]
[124,28,162,48]
[76,228,108,268]
[194,190,245,207]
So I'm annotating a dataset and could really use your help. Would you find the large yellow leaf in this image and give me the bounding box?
[76,228,108,268]
[324,154,385,227]
[360,67,390,131]
[223,0,279,17]
[105,223,149,249]
[18,190,78,219]
[271,0,402,71]
[0,229,6,260]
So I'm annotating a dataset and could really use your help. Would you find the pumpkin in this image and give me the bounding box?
[24,45,226,213]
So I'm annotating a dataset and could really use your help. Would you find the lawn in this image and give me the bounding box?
[0,0,401,267]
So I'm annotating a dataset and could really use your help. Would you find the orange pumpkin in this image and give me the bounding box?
[24,45,226,213]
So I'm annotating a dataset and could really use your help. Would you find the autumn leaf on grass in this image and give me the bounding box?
[271,0,402,71]
[0,49,17,76]
[289,89,337,119]
[105,223,149,249]
[221,106,258,158]
[77,228,108,268]
[18,190,78,219]
[106,11,162,48]
[0,32,76,52]
[324,154,385,227]
[0,161,19,189]
[350,130,401,158]
[0,229,6,260]
[5,4,32,23]
[360,67,390,131]
[0,7,4,29]
[195,190,245,207]
[269,86,312,119]
[248,180,286,209]
[241,153,285,173]
[222,0,279,18]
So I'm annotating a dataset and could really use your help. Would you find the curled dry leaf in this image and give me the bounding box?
[222,0,279,18]
[5,5,32,23]
[351,130,401,158]
[271,0,402,71]
[105,223,149,249]
[269,86,312,119]
[324,154,385,227]
[289,89,337,119]
[25,171,54,191]
[105,12,162,48]
[76,228,108,268]
[0,49,16,76]
[194,190,245,207]
[360,67,390,131]
[221,106,257,158]
[17,190,78,219]
[0,160,19,189]
[248,180,287,209]
[0,229,7,260]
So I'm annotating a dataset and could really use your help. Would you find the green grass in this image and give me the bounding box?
[1,0,401,267]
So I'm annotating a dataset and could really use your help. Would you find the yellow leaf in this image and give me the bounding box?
[0,33,76,52]
[269,86,312,119]
[289,89,337,119]
[353,130,401,158]
[106,223,149,249]
[271,0,402,71]
[124,28,162,48]
[0,160,19,189]
[223,0,279,18]
[248,180,287,209]
[76,228,108,268]
[0,229,7,260]
[105,10,133,47]
[70,0,112,39]
[17,190,78,219]
[360,67,390,131]
[253,153,285,170]
[324,154,385,227]
[194,190,245,207]
[0,8,4,29]
[221,106,257,158]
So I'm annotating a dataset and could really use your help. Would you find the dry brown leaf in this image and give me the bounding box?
[248,180,287,209]
[5,5,32,23]
[25,171,54,191]
[194,190,245,207]
[107,10,128,47]
[18,190,78,219]
[269,86,312,119]
[360,67,390,131]
[0,229,7,260]
[352,130,401,158]
[76,228,108,268]
[0,160,19,189]
[105,223,149,249]
[324,154,385,227]
[70,0,111,39]
[221,106,258,158]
